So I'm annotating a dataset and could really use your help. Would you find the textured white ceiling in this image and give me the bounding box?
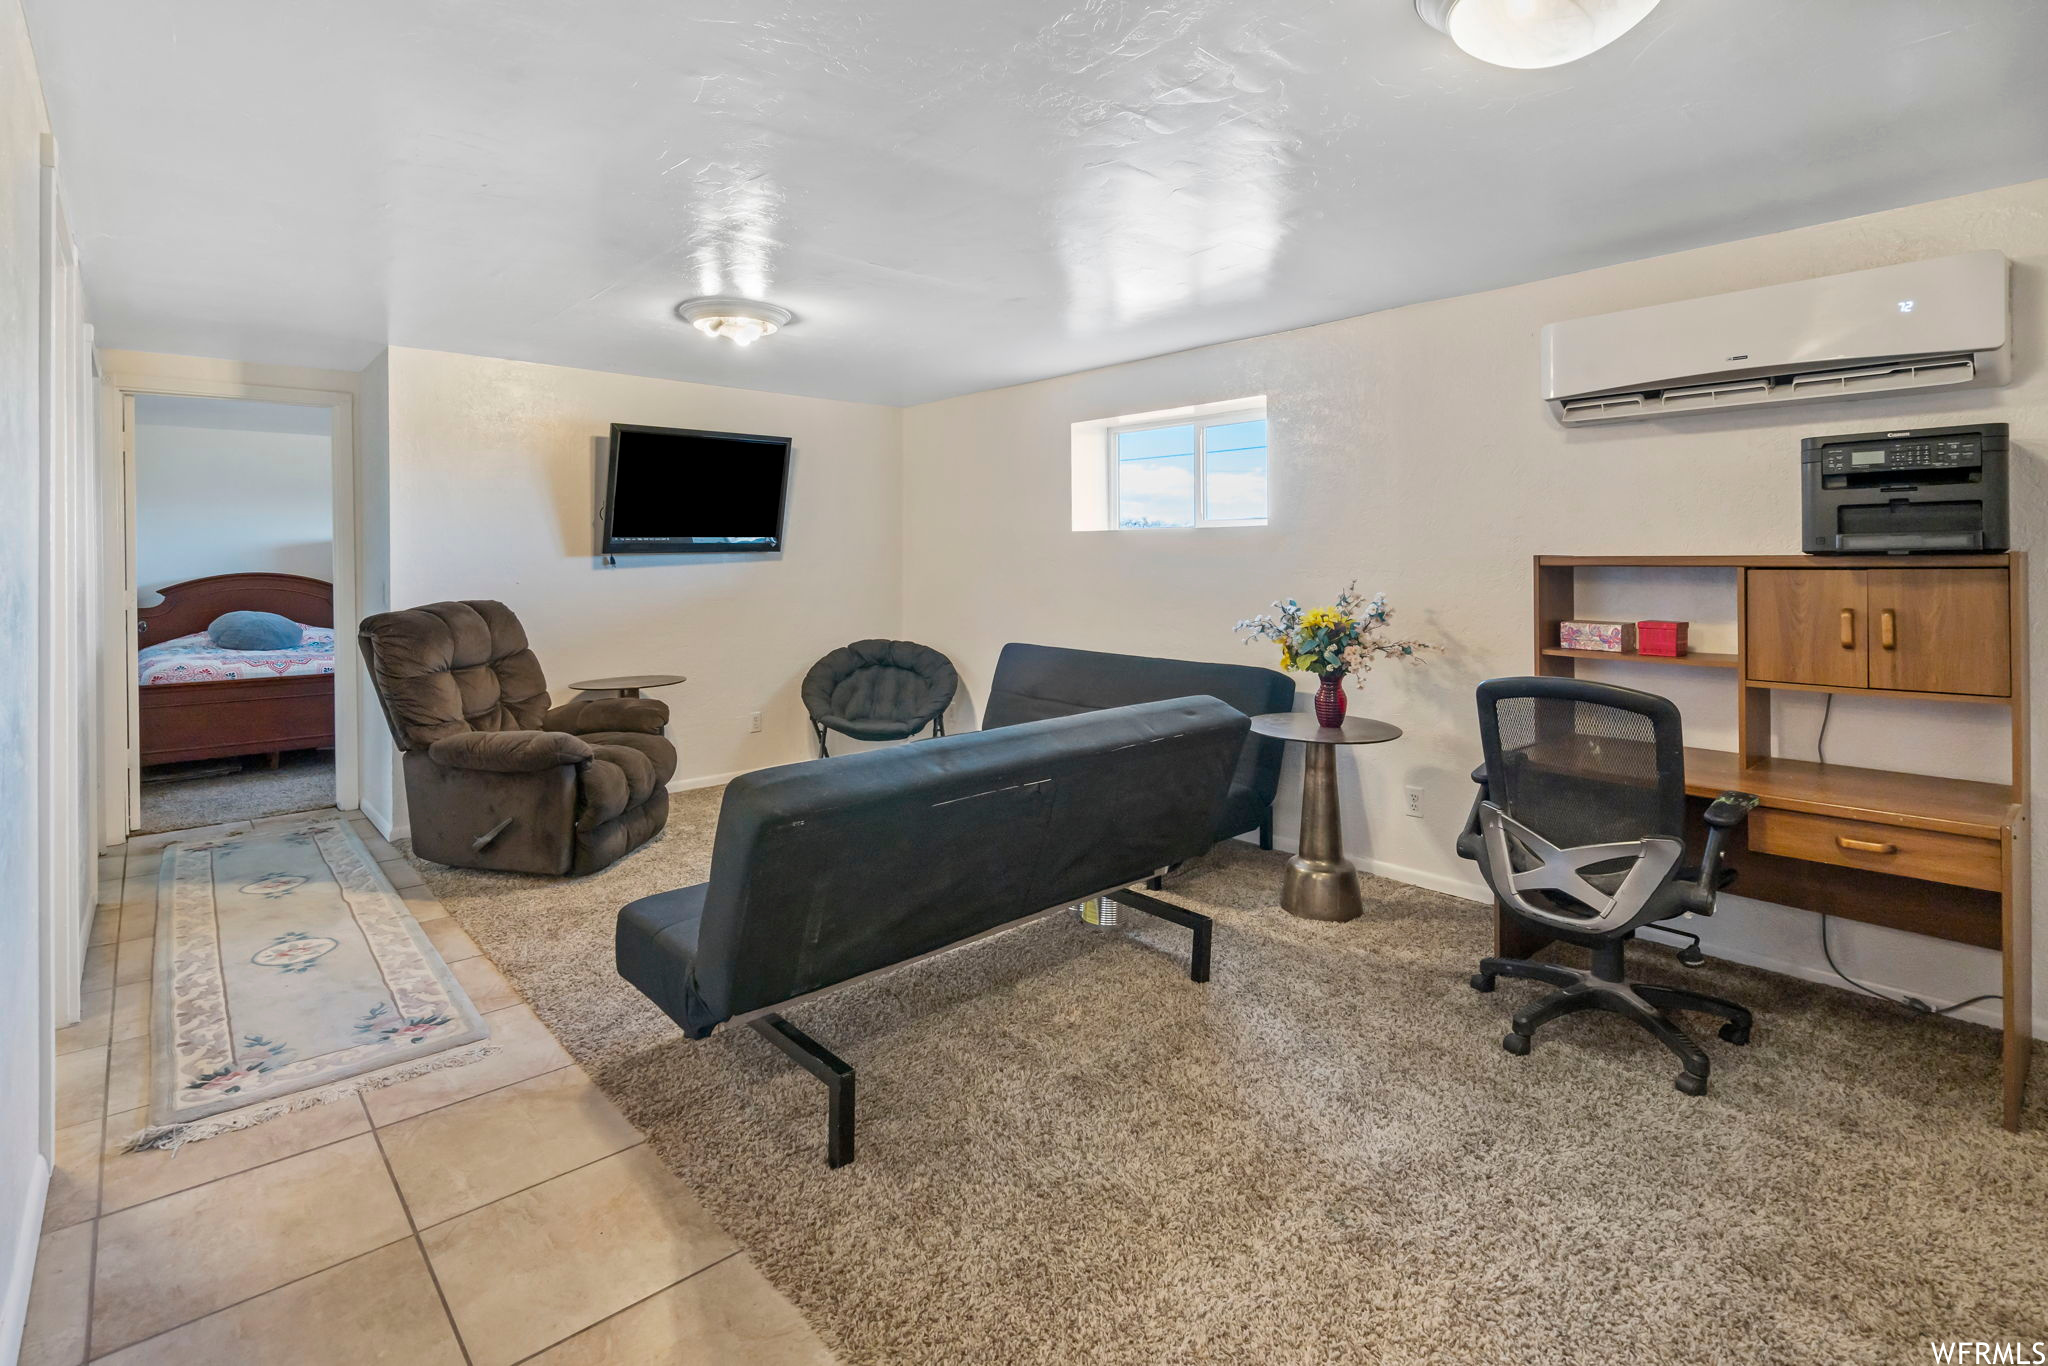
[26,0,2048,405]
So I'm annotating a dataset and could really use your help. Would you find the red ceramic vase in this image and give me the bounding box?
[1313,673,1348,728]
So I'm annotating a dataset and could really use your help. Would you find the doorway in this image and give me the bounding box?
[101,373,360,839]
[130,394,339,830]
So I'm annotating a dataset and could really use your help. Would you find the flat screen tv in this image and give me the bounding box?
[600,423,792,555]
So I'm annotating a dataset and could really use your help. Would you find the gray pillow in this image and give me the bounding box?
[207,610,305,651]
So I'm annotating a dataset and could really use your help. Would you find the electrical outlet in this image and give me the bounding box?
[749,711,763,733]
[1405,785,1425,819]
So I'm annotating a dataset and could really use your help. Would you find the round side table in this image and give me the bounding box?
[566,673,687,699]
[1249,712,1403,923]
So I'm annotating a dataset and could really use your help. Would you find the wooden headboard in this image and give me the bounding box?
[138,573,334,646]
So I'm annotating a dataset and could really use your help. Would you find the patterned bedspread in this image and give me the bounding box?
[139,627,337,686]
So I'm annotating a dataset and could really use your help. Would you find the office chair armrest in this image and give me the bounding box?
[1691,791,1760,908]
[1456,765,1490,862]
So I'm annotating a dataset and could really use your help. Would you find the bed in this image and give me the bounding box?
[136,572,337,767]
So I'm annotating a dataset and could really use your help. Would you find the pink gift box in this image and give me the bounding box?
[1559,620,1636,653]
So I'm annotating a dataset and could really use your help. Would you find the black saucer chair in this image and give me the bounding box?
[801,639,959,757]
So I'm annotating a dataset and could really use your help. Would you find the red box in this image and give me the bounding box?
[1636,621,1689,657]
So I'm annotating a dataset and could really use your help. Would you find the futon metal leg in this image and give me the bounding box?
[751,1014,856,1168]
[1257,814,1273,851]
[1115,888,1213,983]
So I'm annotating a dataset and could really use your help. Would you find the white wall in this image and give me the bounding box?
[3,0,56,1354]
[370,347,903,834]
[902,177,2048,1037]
[356,353,394,833]
[133,395,331,596]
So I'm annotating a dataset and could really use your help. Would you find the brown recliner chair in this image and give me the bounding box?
[359,601,675,875]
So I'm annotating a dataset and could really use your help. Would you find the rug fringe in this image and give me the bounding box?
[123,1041,501,1153]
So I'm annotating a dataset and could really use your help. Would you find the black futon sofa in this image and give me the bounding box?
[982,643,1294,848]
[616,697,1249,1165]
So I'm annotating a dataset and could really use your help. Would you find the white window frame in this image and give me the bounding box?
[1106,405,1268,530]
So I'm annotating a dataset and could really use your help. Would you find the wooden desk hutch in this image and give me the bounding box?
[1522,554,2032,1130]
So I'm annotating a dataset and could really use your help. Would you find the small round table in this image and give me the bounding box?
[566,673,687,699]
[1249,712,1403,923]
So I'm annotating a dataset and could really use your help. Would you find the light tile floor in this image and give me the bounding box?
[24,810,838,1366]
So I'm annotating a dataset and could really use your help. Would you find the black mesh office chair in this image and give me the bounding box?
[1457,677,1761,1095]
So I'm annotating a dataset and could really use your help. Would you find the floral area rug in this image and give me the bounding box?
[139,818,490,1148]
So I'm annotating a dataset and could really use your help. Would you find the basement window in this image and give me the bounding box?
[1071,398,1268,531]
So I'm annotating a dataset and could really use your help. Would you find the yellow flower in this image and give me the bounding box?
[1301,607,1343,631]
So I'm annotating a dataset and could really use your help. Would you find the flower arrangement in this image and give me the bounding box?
[1235,583,1435,725]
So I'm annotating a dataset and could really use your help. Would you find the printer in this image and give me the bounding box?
[1801,423,2009,555]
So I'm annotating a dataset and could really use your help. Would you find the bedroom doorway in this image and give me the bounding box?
[101,372,360,838]
[130,395,337,832]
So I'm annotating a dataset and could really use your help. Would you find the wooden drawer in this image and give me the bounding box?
[1746,808,2001,891]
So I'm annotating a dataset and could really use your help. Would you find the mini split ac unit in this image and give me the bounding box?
[1540,250,2011,425]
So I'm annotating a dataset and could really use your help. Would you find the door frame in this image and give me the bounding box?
[38,136,96,1102]
[99,373,361,836]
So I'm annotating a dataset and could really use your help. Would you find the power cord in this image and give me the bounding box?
[1808,703,1999,1016]
[1818,915,2000,1018]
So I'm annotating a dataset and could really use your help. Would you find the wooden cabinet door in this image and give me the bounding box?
[1746,570,1868,688]
[1867,568,2010,696]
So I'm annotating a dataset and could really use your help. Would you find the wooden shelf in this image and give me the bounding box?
[1541,647,1739,669]
[1536,553,2014,570]
[1683,748,2017,839]
[1743,675,2012,706]
[1533,550,2031,1131]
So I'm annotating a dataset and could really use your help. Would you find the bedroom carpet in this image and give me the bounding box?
[410,785,2048,1366]
[137,749,334,834]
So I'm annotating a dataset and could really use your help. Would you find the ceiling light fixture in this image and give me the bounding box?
[675,297,793,348]
[1415,0,1661,69]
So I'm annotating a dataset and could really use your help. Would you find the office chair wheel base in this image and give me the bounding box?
[1502,1030,1531,1056]
[1674,1071,1708,1097]
[1470,973,1496,993]
[1718,1022,1751,1046]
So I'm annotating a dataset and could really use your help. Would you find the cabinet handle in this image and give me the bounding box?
[1880,608,1896,650]
[1836,836,1897,855]
[1839,608,1855,649]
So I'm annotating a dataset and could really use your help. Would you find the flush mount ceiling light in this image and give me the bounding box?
[1415,0,1661,69]
[675,297,793,347]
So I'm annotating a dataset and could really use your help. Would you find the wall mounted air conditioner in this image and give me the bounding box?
[1540,250,2010,426]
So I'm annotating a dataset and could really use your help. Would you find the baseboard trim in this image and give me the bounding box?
[1251,836,2042,1039]
[1,1153,52,1366]
[1628,925,2038,1037]
[357,795,405,844]
[669,769,750,794]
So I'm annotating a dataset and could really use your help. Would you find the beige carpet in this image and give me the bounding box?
[138,750,335,834]
[412,786,2048,1366]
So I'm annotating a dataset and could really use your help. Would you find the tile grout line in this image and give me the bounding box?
[85,818,683,1366]
[83,1234,423,1362]
[96,1028,565,1220]
[77,843,130,1365]
[504,1248,745,1366]
[365,1101,477,1366]
[408,1139,650,1236]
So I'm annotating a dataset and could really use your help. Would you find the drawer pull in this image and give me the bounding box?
[1836,836,1897,855]
[1839,608,1855,649]
[1880,607,1896,650]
